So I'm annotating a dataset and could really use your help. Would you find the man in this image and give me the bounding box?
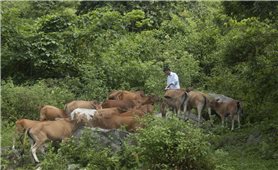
[163,67,180,90]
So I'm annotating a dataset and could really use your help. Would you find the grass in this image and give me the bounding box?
[211,120,278,170]
[222,146,277,170]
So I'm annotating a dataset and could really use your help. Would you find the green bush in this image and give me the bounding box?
[1,80,74,123]
[38,117,221,169]
[121,116,216,170]
[41,129,120,169]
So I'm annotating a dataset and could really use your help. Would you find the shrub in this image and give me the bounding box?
[41,129,120,169]
[121,116,216,170]
[1,80,74,123]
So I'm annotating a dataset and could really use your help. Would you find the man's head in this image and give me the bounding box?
[163,67,171,76]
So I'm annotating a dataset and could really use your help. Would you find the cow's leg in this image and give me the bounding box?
[30,131,47,163]
[208,107,213,124]
[176,109,180,118]
[183,106,189,120]
[31,142,41,163]
[221,115,225,127]
[231,114,235,131]
[174,107,178,117]
[197,104,203,125]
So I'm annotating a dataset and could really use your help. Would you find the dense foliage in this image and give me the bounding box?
[1,1,277,169]
[40,117,217,170]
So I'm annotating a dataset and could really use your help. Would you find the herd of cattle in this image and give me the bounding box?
[13,89,243,163]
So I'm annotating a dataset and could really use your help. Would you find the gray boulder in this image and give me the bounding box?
[73,127,130,152]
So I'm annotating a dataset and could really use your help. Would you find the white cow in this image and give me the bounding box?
[70,108,97,121]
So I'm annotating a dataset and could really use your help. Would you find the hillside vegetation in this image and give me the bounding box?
[1,1,278,169]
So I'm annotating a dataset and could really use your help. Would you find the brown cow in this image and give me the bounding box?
[183,91,212,125]
[13,119,44,150]
[162,89,188,117]
[40,105,67,121]
[90,111,140,132]
[136,104,155,114]
[27,114,88,163]
[101,100,139,110]
[121,108,145,117]
[161,90,212,125]
[64,100,102,115]
[210,98,242,130]
[108,90,144,101]
[96,107,126,117]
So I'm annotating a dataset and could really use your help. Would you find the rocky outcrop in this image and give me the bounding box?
[73,127,130,152]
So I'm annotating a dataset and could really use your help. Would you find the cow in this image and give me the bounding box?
[183,91,212,125]
[101,100,139,110]
[69,108,97,121]
[121,108,145,117]
[90,111,140,132]
[13,119,43,150]
[40,105,67,121]
[108,90,145,101]
[96,107,126,117]
[161,89,188,117]
[64,100,102,115]
[210,98,242,130]
[161,89,212,125]
[27,114,88,163]
[136,104,154,114]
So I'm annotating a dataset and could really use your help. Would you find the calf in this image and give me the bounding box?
[64,100,102,115]
[13,119,43,150]
[27,114,87,163]
[40,105,67,121]
[91,111,140,132]
[96,107,126,117]
[183,91,212,125]
[69,108,97,121]
[162,89,188,117]
[108,90,144,101]
[210,98,242,130]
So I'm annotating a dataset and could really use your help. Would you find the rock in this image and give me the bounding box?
[73,127,130,152]
[208,93,234,102]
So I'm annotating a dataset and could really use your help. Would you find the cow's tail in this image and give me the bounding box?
[27,128,35,145]
[202,94,209,111]
[237,101,243,116]
[181,92,188,110]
